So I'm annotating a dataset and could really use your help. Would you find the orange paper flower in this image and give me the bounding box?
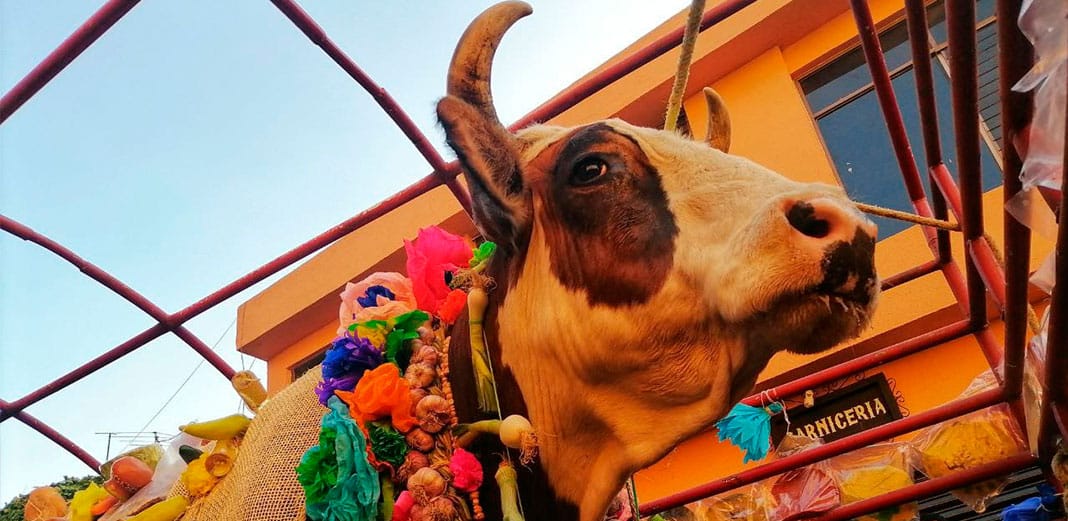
[438,289,468,325]
[337,364,417,432]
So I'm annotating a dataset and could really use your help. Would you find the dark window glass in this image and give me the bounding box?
[292,347,328,380]
[814,63,1002,236]
[802,0,1003,238]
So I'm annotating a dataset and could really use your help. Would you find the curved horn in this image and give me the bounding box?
[702,87,732,152]
[447,1,533,126]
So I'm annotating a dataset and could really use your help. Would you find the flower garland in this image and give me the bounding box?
[297,227,495,521]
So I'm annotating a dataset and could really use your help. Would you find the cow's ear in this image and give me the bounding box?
[438,95,530,249]
[702,87,731,152]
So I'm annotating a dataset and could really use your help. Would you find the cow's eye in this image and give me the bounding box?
[570,157,608,186]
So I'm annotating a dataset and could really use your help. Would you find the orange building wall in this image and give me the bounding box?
[632,0,1055,503]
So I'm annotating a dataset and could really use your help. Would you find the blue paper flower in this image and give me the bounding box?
[715,402,783,463]
[322,335,384,379]
[357,285,396,308]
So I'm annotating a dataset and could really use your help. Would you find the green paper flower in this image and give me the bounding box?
[368,422,408,469]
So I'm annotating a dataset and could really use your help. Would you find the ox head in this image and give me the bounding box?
[438,3,878,520]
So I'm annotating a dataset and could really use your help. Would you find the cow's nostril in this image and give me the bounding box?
[786,201,831,239]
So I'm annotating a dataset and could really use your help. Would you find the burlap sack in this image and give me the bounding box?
[171,367,324,521]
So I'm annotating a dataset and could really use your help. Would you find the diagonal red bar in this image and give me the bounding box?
[0,0,142,123]
[266,0,472,215]
[0,399,101,472]
[1,215,237,384]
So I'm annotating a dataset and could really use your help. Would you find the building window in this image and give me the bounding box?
[801,0,1002,237]
[291,346,329,380]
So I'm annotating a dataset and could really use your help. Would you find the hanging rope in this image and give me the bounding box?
[664,0,706,132]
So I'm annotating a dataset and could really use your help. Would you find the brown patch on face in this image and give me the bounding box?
[526,124,678,306]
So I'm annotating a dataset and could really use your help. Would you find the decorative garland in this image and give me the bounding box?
[296,226,531,521]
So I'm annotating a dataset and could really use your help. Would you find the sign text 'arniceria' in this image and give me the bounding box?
[771,374,902,445]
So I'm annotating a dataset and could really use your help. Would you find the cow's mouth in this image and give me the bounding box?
[748,282,877,354]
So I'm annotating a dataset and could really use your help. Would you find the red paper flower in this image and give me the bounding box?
[448,448,483,492]
[438,289,468,325]
[404,227,473,315]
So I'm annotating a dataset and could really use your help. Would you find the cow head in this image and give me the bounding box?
[437,3,878,520]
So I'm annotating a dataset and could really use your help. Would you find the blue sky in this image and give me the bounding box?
[1,0,688,503]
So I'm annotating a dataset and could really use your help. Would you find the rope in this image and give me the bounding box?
[981,232,1042,334]
[854,202,960,231]
[663,0,706,132]
[856,201,1041,335]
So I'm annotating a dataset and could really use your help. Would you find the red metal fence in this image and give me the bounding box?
[1,0,1064,518]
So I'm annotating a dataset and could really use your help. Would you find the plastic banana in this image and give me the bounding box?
[179,414,251,440]
[126,496,189,521]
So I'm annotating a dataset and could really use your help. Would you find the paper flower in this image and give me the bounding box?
[448,448,483,492]
[404,227,473,315]
[715,402,782,463]
[438,289,468,325]
[337,364,418,432]
[339,273,416,334]
[392,491,414,521]
[368,423,409,470]
[297,396,381,521]
[315,375,359,406]
[322,335,385,380]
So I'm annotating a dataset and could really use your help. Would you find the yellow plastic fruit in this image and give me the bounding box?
[179,414,251,440]
[126,496,189,521]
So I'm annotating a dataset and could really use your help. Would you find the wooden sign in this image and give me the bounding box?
[771,374,902,445]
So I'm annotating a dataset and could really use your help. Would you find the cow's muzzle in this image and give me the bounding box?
[784,198,878,305]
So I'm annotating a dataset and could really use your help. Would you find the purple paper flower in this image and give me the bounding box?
[314,375,358,406]
[357,285,396,308]
[321,335,384,379]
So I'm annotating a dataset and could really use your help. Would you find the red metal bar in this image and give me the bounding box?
[946,0,989,328]
[3,171,448,421]
[742,319,972,406]
[848,0,927,203]
[170,171,444,326]
[0,0,142,123]
[930,165,1010,313]
[266,0,472,215]
[1038,66,1068,463]
[904,0,953,264]
[640,387,1006,515]
[0,216,236,382]
[0,324,169,421]
[809,453,1037,521]
[0,399,101,472]
[879,258,941,291]
[996,0,1034,405]
[509,0,758,130]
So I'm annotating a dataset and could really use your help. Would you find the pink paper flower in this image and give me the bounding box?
[338,272,415,334]
[404,227,473,315]
[392,490,414,521]
[448,447,483,492]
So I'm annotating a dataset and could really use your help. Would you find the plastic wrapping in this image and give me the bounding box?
[767,466,840,521]
[693,483,772,521]
[1007,0,1066,237]
[829,443,918,521]
[913,371,1028,513]
[1023,308,1051,452]
[99,434,199,521]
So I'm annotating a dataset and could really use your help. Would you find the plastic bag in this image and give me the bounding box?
[1014,0,1066,192]
[694,483,771,521]
[1023,308,1051,451]
[829,443,918,521]
[99,434,200,521]
[767,466,840,521]
[912,371,1027,513]
[1007,0,1066,237]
